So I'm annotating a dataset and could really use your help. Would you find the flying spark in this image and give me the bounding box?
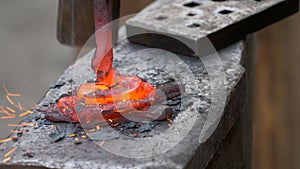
[2,157,11,163]
[3,147,17,158]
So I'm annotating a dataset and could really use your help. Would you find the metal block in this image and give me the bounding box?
[126,0,298,56]
[0,32,250,169]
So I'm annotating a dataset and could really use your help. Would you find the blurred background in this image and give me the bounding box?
[0,0,299,169]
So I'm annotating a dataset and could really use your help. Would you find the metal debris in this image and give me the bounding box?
[49,132,65,143]
[49,81,66,89]
[23,149,35,158]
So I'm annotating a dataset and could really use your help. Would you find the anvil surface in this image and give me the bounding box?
[0,33,248,168]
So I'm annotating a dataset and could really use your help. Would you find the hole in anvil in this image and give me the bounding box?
[187,23,201,28]
[219,9,233,15]
[187,13,197,17]
[183,2,201,8]
[155,16,168,20]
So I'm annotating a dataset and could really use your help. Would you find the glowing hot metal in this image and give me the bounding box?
[50,0,180,124]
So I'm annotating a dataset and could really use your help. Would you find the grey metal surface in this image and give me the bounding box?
[0,35,247,168]
[126,0,298,56]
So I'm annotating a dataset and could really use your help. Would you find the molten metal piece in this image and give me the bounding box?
[48,0,181,124]
[47,82,183,124]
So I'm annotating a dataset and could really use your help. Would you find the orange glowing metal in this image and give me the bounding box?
[54,0,157,123]
[3,147,17,158]
[2,157,11,163]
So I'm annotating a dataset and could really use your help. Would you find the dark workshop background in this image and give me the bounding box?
[0,1,299,169]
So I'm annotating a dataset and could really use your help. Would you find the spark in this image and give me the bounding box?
[0,106,10,115]
[22,122,37,127]
[56,89,71,96]
[17,102,23,110]
[5,95,15,106]
[108,119,113,123]
[111,123,118,127]
[166,117,173,127]
[2,84,20,97]
[0,138,13,143]
[166,117,173,124]
[96,125,101,130]
[3,147,17,158]
[19,110,33,117]
[8,94,20,97]
[81,135,87,139]
[2,84,10,95]
[7,124,20,127]
[10,130,24,133]
[69,134,76,138]
[2,157,11,163]
[1,115,16,120]
[6,106,16,113]
[99,141,105,147]
[8,122,36,127]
